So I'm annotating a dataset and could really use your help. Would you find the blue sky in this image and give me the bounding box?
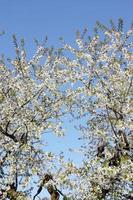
[0,0,133,162]
[0,0,133,56]
[0,0,133,197]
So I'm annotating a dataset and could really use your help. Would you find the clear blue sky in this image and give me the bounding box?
[0,0,133,161]
[0,0,132,198]
[0,0,133,56]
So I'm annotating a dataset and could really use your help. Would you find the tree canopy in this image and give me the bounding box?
[0,19,133,200]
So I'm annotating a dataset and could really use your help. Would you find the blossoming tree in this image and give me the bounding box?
[0,35,75,200]
[0,19,133,200]
[57,19,133,200]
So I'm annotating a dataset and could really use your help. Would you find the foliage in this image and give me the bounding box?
[58,19,133,200]
[0,19,133,200]
[0,35,74,199]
